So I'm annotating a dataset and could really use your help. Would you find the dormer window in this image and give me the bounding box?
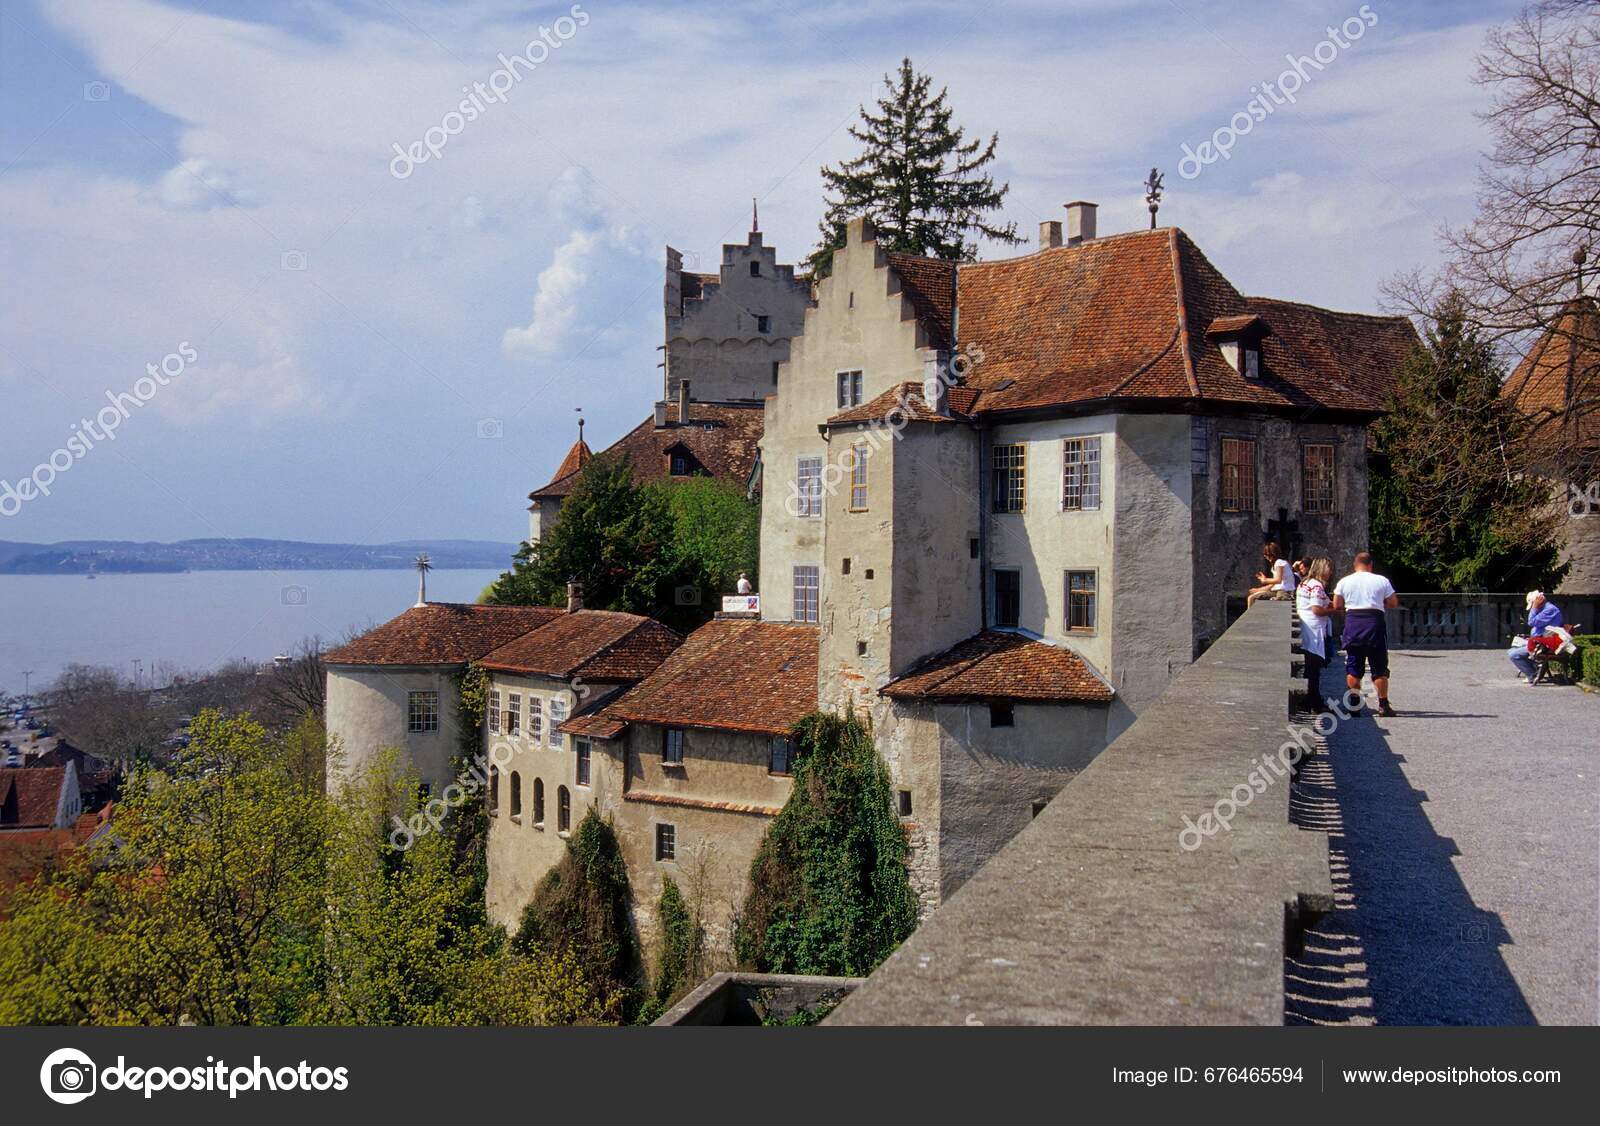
[670,452,690,476]
[1205,314,1271,380]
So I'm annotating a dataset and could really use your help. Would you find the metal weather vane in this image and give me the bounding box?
[1144,168,1165,230]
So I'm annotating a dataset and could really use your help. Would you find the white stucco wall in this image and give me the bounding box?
[324,665,462,795]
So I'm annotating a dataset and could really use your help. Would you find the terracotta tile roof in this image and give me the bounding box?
[881,630,1113,703]
[550,435,592,482]
[1205,313,1269,339]
[886,252,956,347]
[1504,296,1600,447]
[478,610,682,681]
[0,767,70,829]
[826,381,977,427]
[592,619,818,736]
[953,228,1419,417]
[323,603,564,666]
[530,401,764,499]
[623,791,783,817]
[560,711,628,740]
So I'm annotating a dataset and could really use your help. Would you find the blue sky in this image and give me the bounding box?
[0,0,1519,544]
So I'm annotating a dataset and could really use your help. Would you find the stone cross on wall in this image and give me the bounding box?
[1264,507,1302,562]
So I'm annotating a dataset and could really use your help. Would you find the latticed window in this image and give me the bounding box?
[549,697,566,747]
[655,822,676,861]
[796,456,822,517]
[993,569,1020,629]
[407,691,439,733]
[505,693,521,737]
[836,369,863,408]
[1302,444,1336,514]
[1067,570,1098,631]
[576,740,591,786]
[1062,436,1102,511]
[487,691,501,734]
[1220,438,1256,512]
[527,696,542,740]
[793,565,820,624]
[663,728,685,765]
[849,445,868,510]
[993,443,1026,513]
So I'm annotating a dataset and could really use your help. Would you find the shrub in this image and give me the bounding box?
[734,711,918,976]
[513,808,639,1020]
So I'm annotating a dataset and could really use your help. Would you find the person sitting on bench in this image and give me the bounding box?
[1508,590,1564,685]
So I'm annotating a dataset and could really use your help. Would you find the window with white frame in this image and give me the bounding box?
[663,727,685,765]
[992,443,1026,513]
[1067,569,1098,632]
[527,696,543,741]
[1061,436,1102,511]
[487,690,501,734]
[505,692,521,737]
[549,697,566,748]
[793,564,820,624]
[836,369,863,408]
[796,456,822,517]
[849,444,868,510]
[408,691,439,733]
[655,822,676,861]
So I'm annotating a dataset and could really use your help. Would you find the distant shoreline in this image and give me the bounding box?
[0,538,517,575]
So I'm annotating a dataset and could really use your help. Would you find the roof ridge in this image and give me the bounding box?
[1246,294,1413,324]
[956,225,1174,268]
[1168,229,1201,397]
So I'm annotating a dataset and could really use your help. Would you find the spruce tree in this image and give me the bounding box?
[810,58,1021,275]
[1369,292,1566,591]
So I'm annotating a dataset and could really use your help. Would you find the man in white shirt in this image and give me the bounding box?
[1332,551,1400,717]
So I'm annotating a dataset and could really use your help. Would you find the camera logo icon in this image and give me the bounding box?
[673,585,701,607]
[280,250,308,271]
[281,585,308,606]
[83,81,111,102]
[476,418,504,439]
[40,1048,97,1104]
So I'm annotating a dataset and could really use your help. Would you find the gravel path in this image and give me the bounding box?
[1288,649,1598,1025]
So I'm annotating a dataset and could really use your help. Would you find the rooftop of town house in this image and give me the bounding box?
[476,610,682,681]
[322,603,565,666]
[880,629,1114,704]
[825,381,980,427]
[567,618,819,738]
[860,223,1419,419]
[0,766,73,830]
[528,399,765,500]
[1503,294,1600,447]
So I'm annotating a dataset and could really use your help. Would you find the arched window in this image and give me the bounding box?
[488,767,500,816]
[509,772,522,821]
[557,786,571,833]
[533,778,545,828]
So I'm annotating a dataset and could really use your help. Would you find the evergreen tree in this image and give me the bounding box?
[734,711,918,976]
[1370,293,1567,591]
[810,58,1021,275]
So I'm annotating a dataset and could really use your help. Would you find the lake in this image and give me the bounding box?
[0,569,505,693]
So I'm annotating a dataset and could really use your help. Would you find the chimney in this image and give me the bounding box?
[654,400,668,429]
[566,581,584,612]
[1039,220,1063,250]
[1065,201,1098,246]
[678,378,691,424]
[923,354,950,417]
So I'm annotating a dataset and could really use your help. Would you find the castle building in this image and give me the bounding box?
[757,211,1417,905]
[525,220,811,545]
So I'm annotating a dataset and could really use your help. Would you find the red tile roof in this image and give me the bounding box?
[1504,296,1600,448]
[550,435,592,482]
[0,767,71,829]
[478,611,682,681]
[323,603,564,666]
[886,252,956,347]
[881,630,1113,703]
[826,381,977,427]
[954,228,1419,417]
[530,401,764,499]
[589,619,818,736]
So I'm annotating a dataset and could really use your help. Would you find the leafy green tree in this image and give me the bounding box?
[513,808,639,1021]
[735,712,918,976]
[810,57,1022,275]
[488,456,758,630]
[1370,293,1566,590]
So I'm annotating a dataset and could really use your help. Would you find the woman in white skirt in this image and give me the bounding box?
[1296,557,1336,711]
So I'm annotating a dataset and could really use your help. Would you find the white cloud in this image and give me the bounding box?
[148,157,253,211]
